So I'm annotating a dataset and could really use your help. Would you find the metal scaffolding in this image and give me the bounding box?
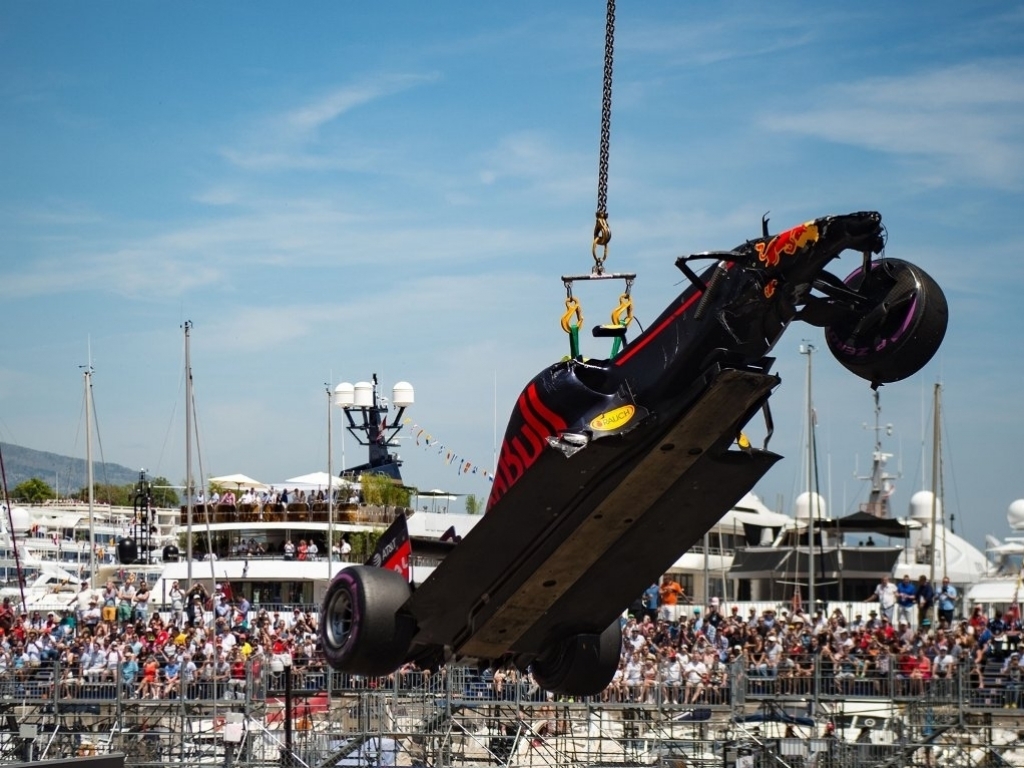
[3,661,1024,767]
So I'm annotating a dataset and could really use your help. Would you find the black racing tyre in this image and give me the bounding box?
[825,258,948,385]
[531,619,622,697]
[319,566,413,676]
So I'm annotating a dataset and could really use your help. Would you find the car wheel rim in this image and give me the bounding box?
[327,589,355,649]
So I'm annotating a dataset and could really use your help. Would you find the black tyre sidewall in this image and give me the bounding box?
[825,258,948,384]
[319,566,413,677]
[533,620,623,697]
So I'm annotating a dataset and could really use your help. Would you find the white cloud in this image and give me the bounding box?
[760,60,1024,188]
[220,72,440,172]
[287,73,438,133]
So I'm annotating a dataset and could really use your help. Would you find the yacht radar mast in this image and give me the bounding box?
[859,390,899,518]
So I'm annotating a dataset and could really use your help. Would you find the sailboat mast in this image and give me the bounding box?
[327,382,334,580]
[185,321,194,589]
[929,381,942,622]
[85,366,95,582]
[801,343,816,614]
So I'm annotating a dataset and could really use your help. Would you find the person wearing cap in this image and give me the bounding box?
[83,597,102,630]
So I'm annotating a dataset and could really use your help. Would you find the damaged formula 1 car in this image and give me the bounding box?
[319,211,948,696]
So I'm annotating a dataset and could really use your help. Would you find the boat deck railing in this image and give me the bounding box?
[176,502,409,526]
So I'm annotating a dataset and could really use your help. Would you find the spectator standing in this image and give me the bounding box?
[867,576,898,624]
[169,581,185,619]
[658,576,686,621]
[917,576,935,627]
[937,577,958,626]
[896,575,917,625]
[641,583,660,623]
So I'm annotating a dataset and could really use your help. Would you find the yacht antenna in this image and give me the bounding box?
[858,390,898,518]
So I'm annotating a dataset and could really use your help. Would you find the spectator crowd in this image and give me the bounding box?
[0,570,1021,709]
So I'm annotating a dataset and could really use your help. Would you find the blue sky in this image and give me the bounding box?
[1,3,1022,549]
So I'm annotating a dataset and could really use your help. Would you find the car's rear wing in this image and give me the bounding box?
[366,512,461,582]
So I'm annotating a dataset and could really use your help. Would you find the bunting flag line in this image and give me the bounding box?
[407,420,496,482]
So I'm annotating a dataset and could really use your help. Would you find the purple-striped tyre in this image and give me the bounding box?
[825,258,948,386]
[319,566,413,676]
[531,619,622,697]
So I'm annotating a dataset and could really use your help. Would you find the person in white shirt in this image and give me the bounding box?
[868,575,898,623]
[684,657,708,704]
[662,653,683,703]
[623,653,643,701]
[105,643,122,682]
[220,632,238,655]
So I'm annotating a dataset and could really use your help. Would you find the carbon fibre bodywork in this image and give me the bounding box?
[321,211,948,678]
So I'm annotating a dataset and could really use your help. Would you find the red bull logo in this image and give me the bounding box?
[486,383,567,510]
[763,279,778,299]
[755,221,820,268]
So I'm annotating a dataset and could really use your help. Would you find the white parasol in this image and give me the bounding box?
[283,471,354,491]
[208,473,269,491]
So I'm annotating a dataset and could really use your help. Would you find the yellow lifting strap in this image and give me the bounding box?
[560,273,635,360]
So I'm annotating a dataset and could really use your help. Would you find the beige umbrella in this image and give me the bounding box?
[208,473,268,491]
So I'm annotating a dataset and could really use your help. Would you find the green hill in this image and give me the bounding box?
[0,442,142,496]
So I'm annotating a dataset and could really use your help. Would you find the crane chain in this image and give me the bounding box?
[592,0,615,275]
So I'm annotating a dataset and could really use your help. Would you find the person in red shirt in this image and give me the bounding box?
[9,617,26,644]
[970,605,989,634]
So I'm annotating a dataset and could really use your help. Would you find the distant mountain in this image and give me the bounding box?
[0,443,142,494]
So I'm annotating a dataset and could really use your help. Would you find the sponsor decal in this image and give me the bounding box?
[763,279,778,299]
[755,221,819,268]
[589,404,635,432]
[370,516,411,580]
[486,382,568,510]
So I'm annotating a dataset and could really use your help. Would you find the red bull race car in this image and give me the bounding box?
[319,211,947,695]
